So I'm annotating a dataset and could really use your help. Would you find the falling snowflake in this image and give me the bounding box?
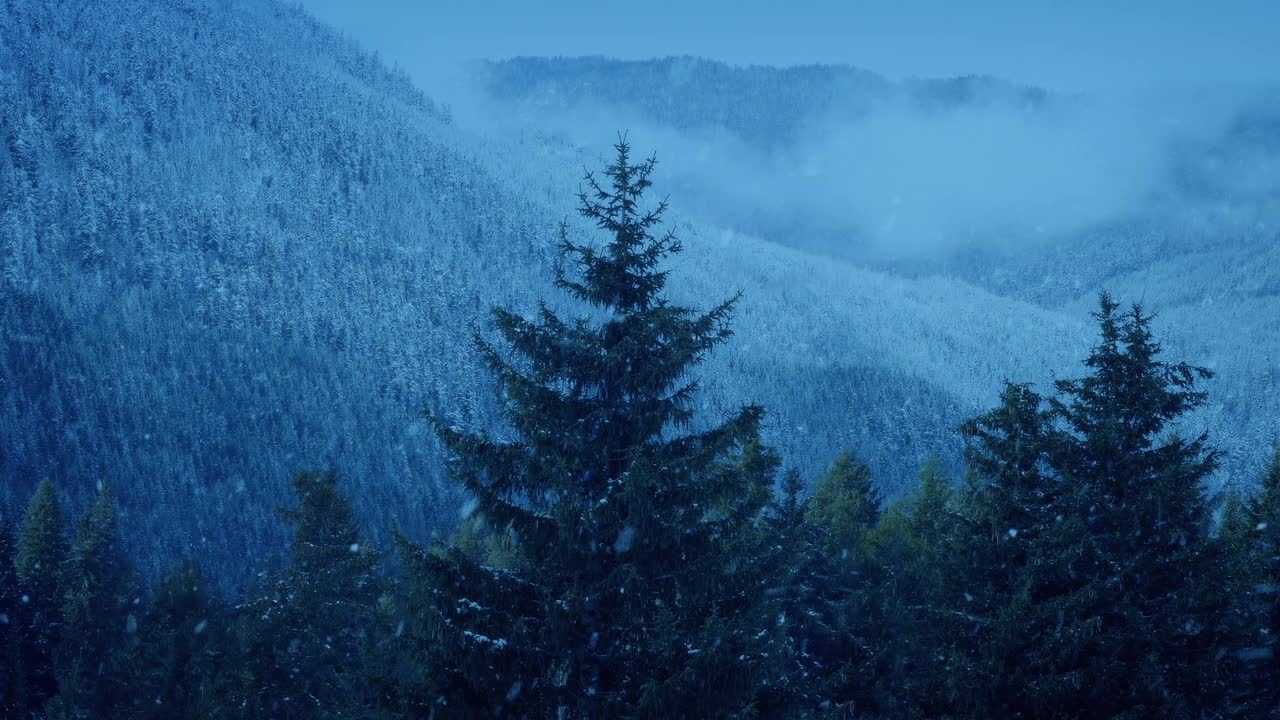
[613,526,637,554]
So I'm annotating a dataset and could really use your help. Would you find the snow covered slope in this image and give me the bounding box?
[2,1,1273,582]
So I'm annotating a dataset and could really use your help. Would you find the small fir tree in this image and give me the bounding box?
[125,562,234,719]
[782,451,885,715]
[49,482,140,715]
[234,470,386,719]
[0,506,21,717]
[14,479,67,714]
[1220,448,1280,717]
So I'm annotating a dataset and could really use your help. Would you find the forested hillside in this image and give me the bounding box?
[0,0,1103,584]
[2,0,1277,595]
[0,0,562,580]
[474,55,1280,485]
[2,1,1279,712]
[1,139,1276,719]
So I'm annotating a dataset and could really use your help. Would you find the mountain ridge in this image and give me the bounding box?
[2,0,1273,586]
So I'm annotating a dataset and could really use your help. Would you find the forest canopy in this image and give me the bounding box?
[3,140,1278,719]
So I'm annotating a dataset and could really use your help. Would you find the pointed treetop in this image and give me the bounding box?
[279,469,380,580]
[557,136,687,313]
[1261,445,1280,493]
[16,478,66,583]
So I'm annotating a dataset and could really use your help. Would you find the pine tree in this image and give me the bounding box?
[234,470,387,719]
[1220,448,1280,717]
[48,482,140,716]
[947,381,1076,718]
[757,458,829,712]
[846,455,966,718]
[14,478,67,714]
[782,452,885,716]
[125,562,233,719]
[1041,293,1227,717]
[1247,448,1280,652]
[0,506,21,717]
[396,138,785,718]
[807,451,882,547]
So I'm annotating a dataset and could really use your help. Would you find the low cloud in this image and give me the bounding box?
[448,64,1274,260]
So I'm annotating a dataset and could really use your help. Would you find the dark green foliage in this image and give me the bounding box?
[881,294,1232,719]
[1248,450,1280,690]
[808,451,883,547]
[863,456,971,718]
[48,483,141,716]
[14,478,67,714]
[396,139,786,718]
[840,294,1235,719]
[233,470,388,719]
[0,506,21,717]
[1220,448,1280,717]
[946,381,1070,718]
[1041,294,1226,717]
[772,452,885,716]
[123,563,234,719]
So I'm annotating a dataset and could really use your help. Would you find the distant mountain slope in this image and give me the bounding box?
[1,0,560,580]
[473,55,1280,482]
[2,2,1272,585]
[479,56,1047,148]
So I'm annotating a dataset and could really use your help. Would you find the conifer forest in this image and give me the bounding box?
[2,1,1280,717]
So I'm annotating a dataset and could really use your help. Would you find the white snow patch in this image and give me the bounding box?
[462,630,509,649]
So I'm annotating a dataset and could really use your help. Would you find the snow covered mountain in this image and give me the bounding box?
[2,0,1275,583]
[470,55,1280,483]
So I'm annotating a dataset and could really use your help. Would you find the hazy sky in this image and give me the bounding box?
[295,0,1279,93]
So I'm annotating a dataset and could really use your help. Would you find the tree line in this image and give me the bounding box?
[3,141,1278,718]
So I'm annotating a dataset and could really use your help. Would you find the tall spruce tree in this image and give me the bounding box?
[234,470,386,719]
[778,451,884,715]
[14,479,67,715]
[124,562,234,719]
[947,381,1077,718]
[396,138,785,718]
[871,454,972,717]
[1220,448,1280,717]
[48,482,140,716]
[1042,293,1227,717]
[0,506,20,717]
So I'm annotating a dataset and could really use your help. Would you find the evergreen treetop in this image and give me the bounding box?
[807,450,882,552]
[1050,293,1221,539]
[49,482,139,716]
[1039,292,1226,716]
[14,478,67,714]
[279,469,383,594]
[16,479,66,591]
[402,137,784,718]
